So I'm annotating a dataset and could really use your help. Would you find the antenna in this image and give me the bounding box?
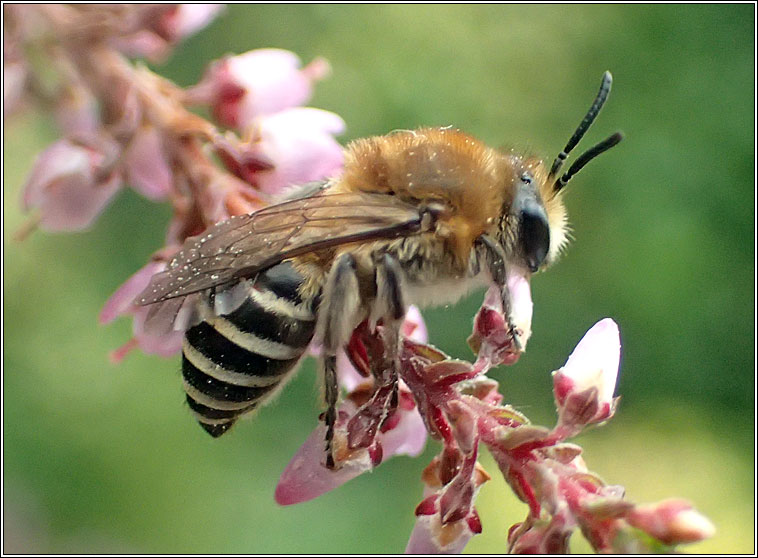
[553,132,624,192]
[548,71,614,182]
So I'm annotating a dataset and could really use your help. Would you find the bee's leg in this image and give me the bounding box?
[316,253,361,469]
[371,252,406,420]
[476,234,523,351]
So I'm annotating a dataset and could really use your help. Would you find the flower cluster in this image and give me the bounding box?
[8,5,715,553]
[277,305,714,553]
[7,4,344,360]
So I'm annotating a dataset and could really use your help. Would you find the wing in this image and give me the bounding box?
[137,191,426,307]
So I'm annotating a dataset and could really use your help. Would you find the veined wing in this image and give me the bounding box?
[138,192,425,306]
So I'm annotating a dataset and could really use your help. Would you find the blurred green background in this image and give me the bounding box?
[3,4,754,554]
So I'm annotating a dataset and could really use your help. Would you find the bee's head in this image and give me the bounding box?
[504,71,623,274]
[498,159,566,273]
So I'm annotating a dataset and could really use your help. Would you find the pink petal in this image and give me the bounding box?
[231,49,323,123]
[23,141,92,209]
[275,421,373,506]
[626,499,715,545]
[170,4,224,38]
[336,350,365,392]
[380,405,428,458]
[405,514,475,554]
[131,306,184,357]
[22,138,124,231]
[403,305,428,343]
[277,383,428,504]
[100,261,165,324]
[55,84,99,137]
[253,108,345,196]
[3,58,27,116]
[111,31,170,62]
[124,125,172,200]
[35,172,121,232]
[560,318,621,404]
[189,49,332,129]
[506,266,533,345]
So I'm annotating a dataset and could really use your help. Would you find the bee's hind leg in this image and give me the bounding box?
[341,251,406,456]
[316,253,362,469]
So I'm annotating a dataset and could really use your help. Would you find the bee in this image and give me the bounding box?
[138,72,622,468]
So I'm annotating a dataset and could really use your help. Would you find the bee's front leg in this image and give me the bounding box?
[476,234,523,351]
[316,253,361,469]
[371,252,406,414]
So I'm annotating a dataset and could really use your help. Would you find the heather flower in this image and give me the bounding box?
[9,6,715,552]
[21,138,122,232]
[123,124,173,200]
[276,308,429,505]
[405,509,480,554]
[54,83,100,138]
[100,260,183,361]
[405,455,489,554]
[552,318,621,428]
[111,5,224,62]
[247,107,346,196]
[159,4,225,41]
[468,278,532,368]
[3,47,27,117]
[186,48,331,129]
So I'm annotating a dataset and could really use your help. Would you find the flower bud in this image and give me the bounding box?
[626,499,716,545]
[553,318,620,427]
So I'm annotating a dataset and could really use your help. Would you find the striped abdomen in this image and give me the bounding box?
[182,262,317,437]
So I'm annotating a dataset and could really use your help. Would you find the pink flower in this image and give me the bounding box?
[111,30,171,63]
[405,510,480,554]
[251,107,345,196]
[274,412,374,506]
[507,515,572,554]
[54,84,100,138]
[506,266,533,345]
[405,456,489,554]
[160,4,224,40]
[275,307,429,505]
[111,5,223,62]
[187,48,331,129]
[22,138,122,231]
[100,261,183,361]
[3,52,27,117]
[123,124,173,200]
[552,318,621,427]
[468,274,533,368]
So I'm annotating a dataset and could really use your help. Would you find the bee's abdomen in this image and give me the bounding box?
[181,262,316,437]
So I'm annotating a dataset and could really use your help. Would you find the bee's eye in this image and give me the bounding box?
[519,204,550,272]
